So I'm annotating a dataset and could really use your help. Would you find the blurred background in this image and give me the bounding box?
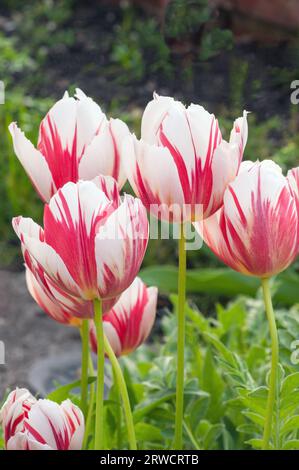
[0,0,299,395]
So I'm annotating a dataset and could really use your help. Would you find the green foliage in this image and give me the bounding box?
[47,377,96,403]
[229,58,249,113]
[199,29,233,61]
[9,0,75,69]
[165,0,211,39]
[111,5,172,84]
[69,290,299,449]
[0,34,36,82]
[0,1,75,96]
[139,265,299,306]
[1,280,299,449]
[110,0,233,85]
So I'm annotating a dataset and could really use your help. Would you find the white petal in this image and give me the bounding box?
[138,286,158,344]
[79,118,129,188]
[60,399,84,450]
[103,322,122,356]
[224,159,287,232]
[141,94,176,144]
[39,90,105,159]
[158,104,197,183]
[9,122,54,202]
[186,103,221,169]
[92,175,121,205]
[95,195,148,298]
[0,388,35,427]
[27,400,69,450]
[229,110,249,161]
[12,216,44,241]
[124,136,185,221]
[21,232,82,298]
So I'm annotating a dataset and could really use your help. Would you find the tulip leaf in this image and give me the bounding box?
[139,265,299,305]
[47,377,96,403]
[281,372,299,398]
[282,439,299,450]
[135,423,164,442]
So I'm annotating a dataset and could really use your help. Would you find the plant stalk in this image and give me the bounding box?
[104,334,137,450]
[83,351,95,449]
[174,223,187,449]
[80,319,89,417]
[261,277,279,450]
[94,298,105,450]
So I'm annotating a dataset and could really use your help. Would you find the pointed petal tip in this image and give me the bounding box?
[74,88,87,100]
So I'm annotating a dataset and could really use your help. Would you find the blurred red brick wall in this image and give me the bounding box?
[212,0,299,29]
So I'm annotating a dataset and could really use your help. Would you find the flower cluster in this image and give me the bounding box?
[4,88,299,451]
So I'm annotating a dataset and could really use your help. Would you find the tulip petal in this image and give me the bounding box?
[25,400,71,450]
[141,93,177,144]
[92,174,121,206]
[91,277,157,356]
[60,399,84,450]
[95,195,148,298]
[229,110,248,164]
[13,216,81,297]
[124,136,186,221]
[80,118,129,188]
[138,285,158,344]
[26,269,86,324]
[9,123,54,202]
[43,181,112,299]
[37,89,105,190]
[19,228,82,298]
[288,167,299,206]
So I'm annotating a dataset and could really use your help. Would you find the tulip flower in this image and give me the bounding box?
[9,89,129,202]
[196,159,298,450]
[198,160,298,278]
[124,93,248,223]
[124,93,248,449]
[12,175,148,303]
[90,277,158,357]
[0,388,84,450]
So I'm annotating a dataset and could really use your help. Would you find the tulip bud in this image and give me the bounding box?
[0,388,84,450]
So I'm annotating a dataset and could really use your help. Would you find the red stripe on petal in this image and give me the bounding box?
[38,116,79,190]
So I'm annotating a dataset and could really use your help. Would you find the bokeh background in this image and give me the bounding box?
[0,0,299,395]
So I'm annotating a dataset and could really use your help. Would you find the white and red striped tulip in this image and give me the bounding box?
[12,175,148,307]
[197,160,298,278]
[90,277,158,357]
[25,266,117,325]
[0,388,84,450]
[124,93,248,222]
[9,89,129,202]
